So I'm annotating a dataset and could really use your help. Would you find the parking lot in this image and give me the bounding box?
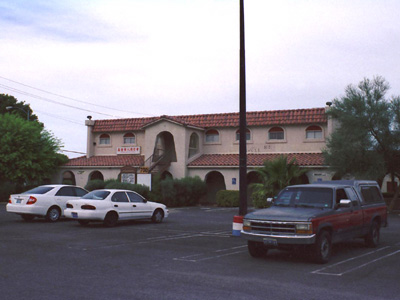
[1,203,400,300]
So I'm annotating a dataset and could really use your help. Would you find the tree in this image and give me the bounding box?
[0,113,68,187]
[251,155,307,202]
[323,76,400,210]
[0,94,38,122]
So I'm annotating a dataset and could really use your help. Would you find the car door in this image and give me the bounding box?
[127,192,153,219]
[110,192,133,220]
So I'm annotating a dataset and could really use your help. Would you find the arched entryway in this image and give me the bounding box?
[205,171,226,204]
[62,171,76,185]
[161,171,173,180]
[153,131,177,162]
[89,171,104,181]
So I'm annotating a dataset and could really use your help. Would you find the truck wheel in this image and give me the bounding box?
[247,241,268,258]
[314,231,331,264]
[365,220,380,248]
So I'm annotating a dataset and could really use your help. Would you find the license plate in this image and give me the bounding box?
[16,199,22,204]
[72,212,78,218]
[263,238,278,246]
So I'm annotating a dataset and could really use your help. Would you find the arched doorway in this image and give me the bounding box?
[161,171,173,181]
[205,171,226,204]
[62,171,76,185]
[153,131,177,162]
[89,171,104,181]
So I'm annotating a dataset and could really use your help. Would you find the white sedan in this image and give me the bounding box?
[6,185,88,222]
[64,189,169,227]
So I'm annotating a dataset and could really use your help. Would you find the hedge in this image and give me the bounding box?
[216,190,239,207]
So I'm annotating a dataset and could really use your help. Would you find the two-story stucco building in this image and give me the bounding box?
[57,106,339,202]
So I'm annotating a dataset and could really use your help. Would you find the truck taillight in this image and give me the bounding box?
[27,196,37,205]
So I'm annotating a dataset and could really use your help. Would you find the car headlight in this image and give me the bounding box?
[295,223,313,234]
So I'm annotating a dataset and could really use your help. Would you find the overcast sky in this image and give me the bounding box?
[1,0,400,158]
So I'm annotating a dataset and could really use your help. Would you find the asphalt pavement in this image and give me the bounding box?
[1,203,400,300]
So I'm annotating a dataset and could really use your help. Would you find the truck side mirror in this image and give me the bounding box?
[338,199,352,208]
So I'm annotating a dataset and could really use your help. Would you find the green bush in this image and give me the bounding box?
[159,176,206,207]
[251,191,271,209]
[216,190,239,207]
[84,179,106,191]
[0,182,16,202]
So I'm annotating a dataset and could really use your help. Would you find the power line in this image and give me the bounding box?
[34,109,85,126]
[0,75,155,117]
[0,83,121,118]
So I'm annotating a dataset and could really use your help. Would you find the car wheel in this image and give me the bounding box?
[46,207,61,222]
[103,212,118,227]
[247,241,268,258]
[78,220,90,226]
[21,214,35,221]
[313,231,332,264]
[365,220,380,248]
[151,209,164,223]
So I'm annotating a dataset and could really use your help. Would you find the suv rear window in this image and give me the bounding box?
[360,186,384,204]
[23,186,54,195]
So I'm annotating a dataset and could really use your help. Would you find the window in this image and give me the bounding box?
[111,192,129,203]
[268,127,284,140]
[127,192,145,203]
[306,125,323,139]
[205,129,219,143]
[235,128,251,141]
[360,186,384,204]
[56,187,76,197]
[123,133,136,144]
[188,133,199,158]
[99,134,111,145]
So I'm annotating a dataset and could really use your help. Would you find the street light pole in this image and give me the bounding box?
[239,0,247,216]
[6,106,30,120]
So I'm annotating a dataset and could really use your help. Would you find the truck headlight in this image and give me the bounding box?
[243,219,251,231]
[295,223,313,235]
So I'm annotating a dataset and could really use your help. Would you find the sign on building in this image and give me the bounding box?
[117,146,141,155]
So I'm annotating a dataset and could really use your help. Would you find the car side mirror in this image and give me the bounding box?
[338,199,352,208]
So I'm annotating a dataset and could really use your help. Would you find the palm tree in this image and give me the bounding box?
[251,155,307,206]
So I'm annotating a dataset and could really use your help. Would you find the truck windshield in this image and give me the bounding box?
[274,187,333,208]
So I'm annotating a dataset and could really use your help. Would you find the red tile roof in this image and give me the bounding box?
[64,155,144,167]
[92,108,327,133]
[188,153,325,167]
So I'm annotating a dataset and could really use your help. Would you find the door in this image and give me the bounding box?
[111,192,133,220]
[127,192,153,219]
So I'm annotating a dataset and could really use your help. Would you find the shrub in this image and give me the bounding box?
[84,179,106,191]
[216,190,239,207]
[159,176,207,207]
[0,182,16,202]
[251,191,272,209]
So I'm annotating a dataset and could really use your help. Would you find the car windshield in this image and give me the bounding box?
[82,190,110,200]
[22,186,54,195]
[274,187,333,208]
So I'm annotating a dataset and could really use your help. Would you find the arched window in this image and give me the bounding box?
[268,127,284,140]
[306,125,323,139]
[235,128,251,141]
[99,134,111,145]
[205,129,219,143]
[188,133,199,158]
[123,132,136,144]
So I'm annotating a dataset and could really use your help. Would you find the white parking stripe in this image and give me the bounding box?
[174,245,247,262]
[312,246,400,276]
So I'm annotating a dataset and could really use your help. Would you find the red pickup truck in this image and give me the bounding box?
[241,180,388,263]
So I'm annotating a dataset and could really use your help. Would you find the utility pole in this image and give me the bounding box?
[239,0,247,216]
